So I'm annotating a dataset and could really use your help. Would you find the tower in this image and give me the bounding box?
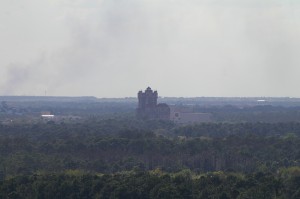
[138,87,158,109]
[136,87,170,120]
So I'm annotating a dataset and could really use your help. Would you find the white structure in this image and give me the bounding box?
[170,106,212,124]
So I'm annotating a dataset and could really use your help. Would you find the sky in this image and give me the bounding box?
[0,0,300,97]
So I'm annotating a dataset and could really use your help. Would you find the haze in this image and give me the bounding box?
[1,0,299,97]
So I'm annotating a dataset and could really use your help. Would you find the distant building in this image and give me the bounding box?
[170,106,212,124]
[136,87,212,123]
[41,111,55,121]
[136,87,170,120]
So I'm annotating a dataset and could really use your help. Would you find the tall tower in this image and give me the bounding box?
[136,87,170,120]
[138,87,157,109]
[137,87,158,119]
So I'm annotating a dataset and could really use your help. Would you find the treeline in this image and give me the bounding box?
[3,98,300,123]
[194,105,300,122]
[3,119,300,138]
[174,122,300,137]
[0,100,136,117]
[0,168,300,199]
[0,132,299,176]
[0,120,300,176]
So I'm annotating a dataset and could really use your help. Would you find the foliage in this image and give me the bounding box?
[0,170,299,199]
[0,116,299,198]
[0,120,300,176]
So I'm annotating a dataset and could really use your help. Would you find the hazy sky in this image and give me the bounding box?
[1,0,300,97]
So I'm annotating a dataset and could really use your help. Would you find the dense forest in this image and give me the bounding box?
[0,120,300,175]
[0,97,300,198]
[1,169,300,199]
[0,118,299,198]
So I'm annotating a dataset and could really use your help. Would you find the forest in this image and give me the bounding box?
[0,118,299,198]
[0,97,299,198]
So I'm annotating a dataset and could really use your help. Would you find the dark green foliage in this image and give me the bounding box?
[0,120,300,176]
[174,122,300,137]
[0,171,299,199]
[0,117,300,198]
[194,105,300,122]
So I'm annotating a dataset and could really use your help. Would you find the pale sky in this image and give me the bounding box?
[0,0,300,97]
